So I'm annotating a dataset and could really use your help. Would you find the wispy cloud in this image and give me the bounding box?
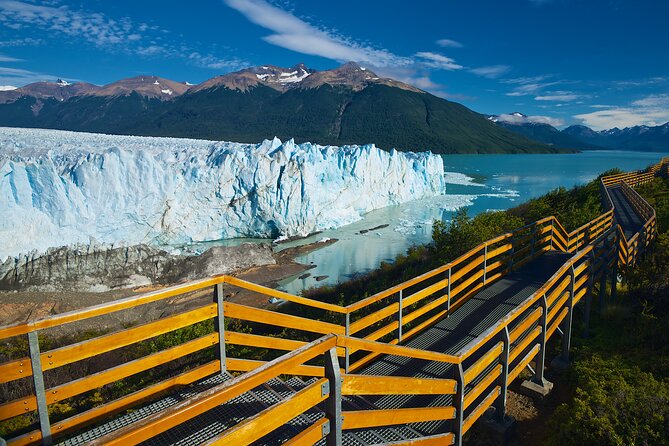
[535,91,581,101]
[414,52,463,70]
[0,0,139,46]
[470,65,510,79]
[436,38,463,48]
[0,66,65,86]
[575,94,669,130]
[0,53,21,62]
[611,76,668,89]
[631,94,669,108]
[187,52,246,70]
[223,0,409,67]
[0,37,42,47]
[0,0,246,75]
[495,113,564,127]
[502,75,560,96]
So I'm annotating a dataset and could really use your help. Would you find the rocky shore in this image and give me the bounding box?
[0,238,336,330]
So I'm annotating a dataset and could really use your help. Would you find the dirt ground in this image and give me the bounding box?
[465,367,571,445]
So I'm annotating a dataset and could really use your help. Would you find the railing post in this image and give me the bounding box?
[534,294,548,385]
[509,237,515,271]
[344,313,350,373]
[494,327,510,422]
[550,219,554,250]
[214,283,226,373]
[561,265,576,363]
[324,348,342,446]
[583,252,595,338]
[531,224,536,256]
[599,236,610,310]
[452,363,465,446]
[522,296,554,397]
[447,266,452,317]
[611,233,619,301]
[397,290,403,343]
[483,244,488,285]
[28,331,52,446]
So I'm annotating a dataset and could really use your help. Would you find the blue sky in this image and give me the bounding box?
[0,0,667,130]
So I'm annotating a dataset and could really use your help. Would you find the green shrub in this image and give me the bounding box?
[550,354,669,446]
[432,209,523,263]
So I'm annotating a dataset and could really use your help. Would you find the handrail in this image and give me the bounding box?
[1,156,666,446]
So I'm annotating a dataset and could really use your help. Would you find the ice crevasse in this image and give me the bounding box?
[0,127,445,260]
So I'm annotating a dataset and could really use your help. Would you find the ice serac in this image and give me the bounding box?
[0,127,445,260]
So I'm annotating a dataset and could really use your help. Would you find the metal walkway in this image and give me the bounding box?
[355,251,571,437]
[608,185,644,239]
[59,253,570,446]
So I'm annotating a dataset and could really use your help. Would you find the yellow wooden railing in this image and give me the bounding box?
[0,157,666,446]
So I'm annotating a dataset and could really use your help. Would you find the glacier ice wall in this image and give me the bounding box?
[0,127,445,260]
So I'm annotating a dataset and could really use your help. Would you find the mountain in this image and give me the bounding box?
[563,123,669,152]
[489,112,669,152]
[0,62,563,154]
[90,75,191,98]
[0,79,101,104]
[487,113,603,150]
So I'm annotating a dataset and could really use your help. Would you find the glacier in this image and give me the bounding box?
[0,127,445,260]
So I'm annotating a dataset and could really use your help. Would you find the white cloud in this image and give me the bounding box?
[502,75,560,96]
[223,0,409,67]
[535,91,580,101]
[414,52,463,70]
[470,65,510,79]
[631,94,669,108]
[188,52,246,70]
[495,113,564,127]
[0,1,136,46]
[436,38,463,48]
[575,108,669,130]
[0,53,20,62]
[0,66,67,86]
[503,75,552,85]
[575,94,669,130]
[0,1,246,73]
[0,37,42,46]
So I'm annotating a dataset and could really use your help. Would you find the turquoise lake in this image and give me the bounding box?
[276,150,663,295]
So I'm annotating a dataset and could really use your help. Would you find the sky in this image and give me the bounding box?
[0,0,668,130]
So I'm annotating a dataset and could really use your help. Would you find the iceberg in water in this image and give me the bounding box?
[0,127,445,260]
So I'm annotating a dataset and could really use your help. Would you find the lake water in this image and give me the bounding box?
[275,150,662,295]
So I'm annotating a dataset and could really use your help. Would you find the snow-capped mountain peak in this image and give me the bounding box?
[252,63,312,84]
[190,62,422,94]
[56,79,71,87]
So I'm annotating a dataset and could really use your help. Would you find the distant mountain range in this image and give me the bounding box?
[0,62,564,154]
[488,112,669,152]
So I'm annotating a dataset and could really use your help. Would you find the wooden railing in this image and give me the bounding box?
[0,157,666,446]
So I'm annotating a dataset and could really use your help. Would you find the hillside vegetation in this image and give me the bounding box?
[0,84,565,154]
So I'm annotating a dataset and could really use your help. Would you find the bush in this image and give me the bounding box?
[432,209,523,263]
[550,355,669,446]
